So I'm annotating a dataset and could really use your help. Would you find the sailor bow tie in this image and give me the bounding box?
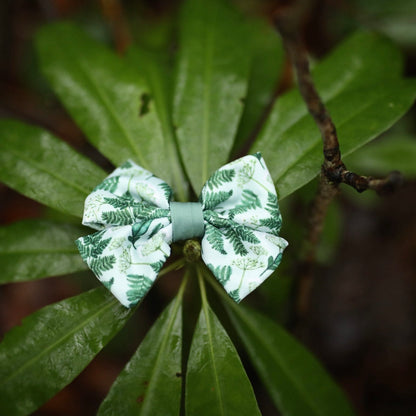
[76,153,288,308]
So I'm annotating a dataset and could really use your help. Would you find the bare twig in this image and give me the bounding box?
[273,3,403,318]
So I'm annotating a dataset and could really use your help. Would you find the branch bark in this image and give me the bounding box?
[273,3,403,318]
[100,0,132,54]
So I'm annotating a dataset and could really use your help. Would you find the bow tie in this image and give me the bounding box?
[76,153,288,308]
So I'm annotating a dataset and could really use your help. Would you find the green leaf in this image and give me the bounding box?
[186,300,261,415]
[251,31,416,198]
[174,0,251,193]
[226,304,356,416]
[233,18,284,153]
[126,47,187,201]
[278,81,416,197]
[36,22,175,184]
[0,287,133,416]
[98,289,183,415]
[0,219,87,284]
[345,135,416,177]
[0,119,106,217]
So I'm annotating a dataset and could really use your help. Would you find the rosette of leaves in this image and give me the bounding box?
[0,0,415,414]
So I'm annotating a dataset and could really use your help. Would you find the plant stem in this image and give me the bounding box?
[273,3,403,319]
[177,267,190,300]
[199,264,237,310]
[197,265,209,307]
[159,258,186,278]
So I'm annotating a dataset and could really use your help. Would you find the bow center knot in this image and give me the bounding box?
[170,202,205,242]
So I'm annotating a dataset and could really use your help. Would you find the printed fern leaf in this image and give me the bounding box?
[206,169,235,190]
[126,274,153,306]
[229,189,261,219]
[253,152,265,168]
[101,209,133,226]
[102,277,115,289]
[77,231,111,259]
[228,289,241,303]
[259,217,282,233]
[235,225,260,244]
[89,255,116,277]
[132,206,169,221]
[94,176,119,193]
[205,224,227,254]
[223,227,248,256]
[265,192,279,215]
[150,260,165,273]
[159,182,173,201]
[202,190,233,210]
[261,192,282,234]
[207,264,232,285]
[120,160,133,169]
[104,191,136,209]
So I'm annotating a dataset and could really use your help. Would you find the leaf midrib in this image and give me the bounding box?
[139,293,182,415]
[0,295,117,387]
[201,10,217,187]
[232,307,332,416]
[46,31,148,169]
[203,304,226,416]
[2,145,90,196]
[146,63,186,201]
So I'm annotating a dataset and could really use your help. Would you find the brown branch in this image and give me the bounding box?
[100,0,132,54]
[273,3,403,318]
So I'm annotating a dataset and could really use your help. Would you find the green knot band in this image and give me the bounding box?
[170,202,205,242]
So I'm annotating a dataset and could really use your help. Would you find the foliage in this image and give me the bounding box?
[0,0,415,414]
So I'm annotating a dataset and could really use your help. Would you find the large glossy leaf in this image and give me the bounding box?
[0,119,106,217]
[173,0,251,193]
[267,81,416,198]
[186,273,261,416]
[0,288,133,416]
[126,47,187,201]
[98,291,183,416]
[36,23,176,184]
[226,304,356,416]
[0,219,87,284]
[345,135,416,177]
[233,19,284,153]
[252,31,416,198]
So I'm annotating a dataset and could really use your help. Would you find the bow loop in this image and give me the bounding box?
[199,154,287,302]
[82,160,172,230]
[77,154,287,308]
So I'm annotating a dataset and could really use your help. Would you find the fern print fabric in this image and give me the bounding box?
[76,154,288,307]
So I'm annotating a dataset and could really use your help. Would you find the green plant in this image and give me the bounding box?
[0,0,415,415]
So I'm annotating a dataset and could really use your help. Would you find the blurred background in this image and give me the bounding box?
[0,1,415,415]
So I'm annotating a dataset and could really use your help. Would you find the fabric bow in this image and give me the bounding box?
[76,153,288,308]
